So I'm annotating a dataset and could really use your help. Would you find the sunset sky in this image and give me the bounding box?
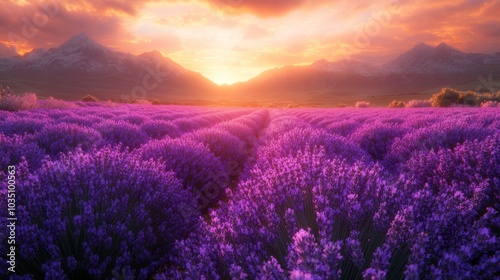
[1,0,499,84]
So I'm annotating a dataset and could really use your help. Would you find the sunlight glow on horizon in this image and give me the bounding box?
[1,0,499,84]
[120,1,366,84]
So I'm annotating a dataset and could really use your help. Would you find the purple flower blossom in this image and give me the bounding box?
[1,104,498,279]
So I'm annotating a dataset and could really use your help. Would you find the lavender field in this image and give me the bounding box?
[1,103,499,279]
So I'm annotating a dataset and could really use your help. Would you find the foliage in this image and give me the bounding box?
[355,101,371,108]
[34,123,102,156]
[1,103,499,279]
[388,100,406,108]
[481,101,500,108]
[431,88,461,107]
[0,93,37,111]
[139,138,230,208]
[93,120,149,150]
[38,97,76,109]
[406,99,432,108]
[0,84,14,98]
[82,95,98,102]
[350,122,407,161]
[431,88,500,107]
[0,148,198,279]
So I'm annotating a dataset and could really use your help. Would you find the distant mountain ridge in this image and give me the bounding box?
[0,33,218,101]
[311,42,500,75]
[1,34,499,104]
[228,42,500,103]
[382,42,500,73]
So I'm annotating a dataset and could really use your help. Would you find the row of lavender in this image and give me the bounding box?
[0,104,269,279]
[1,105,499,279]
[163,108,500,279]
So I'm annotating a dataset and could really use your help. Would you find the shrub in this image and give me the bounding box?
[259,112,310,142]
[457,91,480,107]
[118,114,150,125]
[173,118,204,132]
[350,122,407,161]
[56,115,104,127]
[1,148,197,279]
[161,134,500,279]
[325,120,362,137]
[477,91,500,103]
[141,120,180,139]
[386,120,494,168]
[94,120,150,149]
[0,93,37,111]
[406,100,432,108]
[258,127,369,164]
[388,100,406,108]
[34,123,102,156]
[133,99,152,105]
[0,84,14,97]
[151,99,160,105]
[403,133,500,192]
[185,128,249,175]
[162,150,405,279]
[0,116,47,136]
[389,136,500,278]
[38,97,76,109]
[214,122,257,145]
[355,101,371,108]
[82,95,98,102]
[338,103,347,108]
[431,88,460,107]
[139,138,229,210]
[0,134,46,170]
[481,101,500,108]
[431,88,484,107]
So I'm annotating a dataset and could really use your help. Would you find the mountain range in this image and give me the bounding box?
[0,33,218,102]
[1,33,499,104]
[229,42,500,104]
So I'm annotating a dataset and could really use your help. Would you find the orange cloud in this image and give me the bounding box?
[0,0,131,53]
[0,0,499,84]
[203,0,333,17]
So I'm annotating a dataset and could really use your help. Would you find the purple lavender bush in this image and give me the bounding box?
[141,120,180,139]
[93,120,149,149]
[257,127,369,164]
[350,122,407,161]
[139,138,229,209]
[0,147,197,279]
[385,119,495,169]
[0,115,47,136]
[185,128,249,175]
[325,120,362,137]
[1,104,499,279]
[161,149,408,279]
[0,134,46,170]
[34,123,102,157]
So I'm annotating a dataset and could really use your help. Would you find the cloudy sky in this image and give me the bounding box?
[1,0,499,84]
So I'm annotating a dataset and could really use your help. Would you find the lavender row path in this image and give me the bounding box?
[1,103,499,279]
[163,107,500,279]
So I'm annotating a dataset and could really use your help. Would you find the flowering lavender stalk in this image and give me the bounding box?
[0,147,198,279]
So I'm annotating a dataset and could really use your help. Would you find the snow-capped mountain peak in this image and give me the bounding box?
[308,42,500,77]
[381,42,496,73]
[57,32,103,52]
[411,42,434,52]
[0,32,189,76]
[434,42,462,53]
